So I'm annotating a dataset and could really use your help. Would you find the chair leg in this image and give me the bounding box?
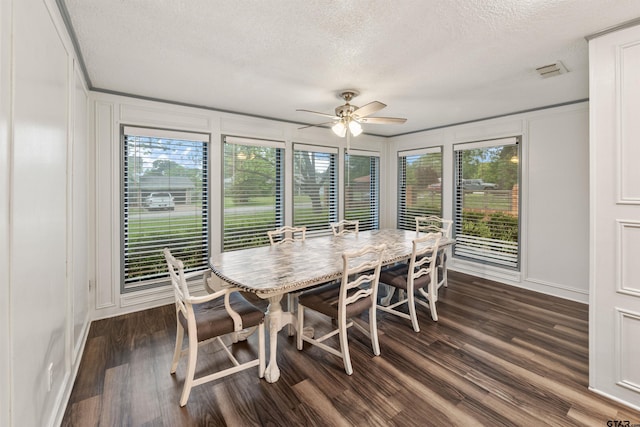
[407,291,420,332]
[258,322,266,378]
[339,317,353,375]
[170,317,184,374]
[429,286,439,322]
[439,251,448,287]
[287,293,296,336]
[369,307,380,356]
[442,264,448,288]
[296,305,304,350]
[179,333,198,407]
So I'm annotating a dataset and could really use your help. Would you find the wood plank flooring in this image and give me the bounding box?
[62,272,640,426]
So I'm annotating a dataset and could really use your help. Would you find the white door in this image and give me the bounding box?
[590,23,640,410]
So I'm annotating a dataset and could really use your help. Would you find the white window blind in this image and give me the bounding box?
[345,151,379,231]
[223,136,284,251]
[293,144,338,235]
[453,137,520,269]
[397,147,443,230]
[122,127,209,291]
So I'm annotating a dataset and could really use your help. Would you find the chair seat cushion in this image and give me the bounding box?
[379,263,431,291]
[298,282,373,319]
[179,292,264,342]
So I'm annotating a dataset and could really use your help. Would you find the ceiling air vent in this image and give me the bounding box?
[536,61,568,78]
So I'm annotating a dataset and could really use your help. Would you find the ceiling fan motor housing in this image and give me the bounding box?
[335,104,357,118]
[335,90,360,118]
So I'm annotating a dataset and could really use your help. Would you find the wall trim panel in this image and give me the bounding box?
[617,219,640,297]
[616,308,640,393]
[95,101,116,309]
[617,41,640,204]
[120,103,211,132]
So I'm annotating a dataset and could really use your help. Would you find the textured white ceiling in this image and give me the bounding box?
[63,0,640,136]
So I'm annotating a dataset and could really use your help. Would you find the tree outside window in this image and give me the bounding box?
[222,137,283,251]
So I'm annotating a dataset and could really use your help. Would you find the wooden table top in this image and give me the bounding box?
[209,229,453,297]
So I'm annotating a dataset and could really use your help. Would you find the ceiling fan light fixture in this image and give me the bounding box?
[348,119,363,137]
[298,90,406,136]
[332,120,347,137]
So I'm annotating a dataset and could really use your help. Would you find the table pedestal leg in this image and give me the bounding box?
[264,295,283,383]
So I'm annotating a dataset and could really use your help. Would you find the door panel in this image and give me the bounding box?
[590,23,640,409]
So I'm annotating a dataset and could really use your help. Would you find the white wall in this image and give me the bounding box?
[71,65,90,367]
[0,1,12,426]
[1,0,90,426]
[90,96,590,318]
[387,102,590,302]
[90,92,388,319]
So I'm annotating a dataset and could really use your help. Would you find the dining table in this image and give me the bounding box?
[208,228,454,383]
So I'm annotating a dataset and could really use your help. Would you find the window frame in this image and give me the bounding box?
[120,125,210,292]
[453,136,521,270]
[344,149,380,231]
[221,135,285,252]
[292,143,339,236]
[397,146,443,231]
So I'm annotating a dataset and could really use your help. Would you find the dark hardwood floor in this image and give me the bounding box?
[62,272,640,426]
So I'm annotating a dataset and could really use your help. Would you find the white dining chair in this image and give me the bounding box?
[164,248,265,406]
[267,225,307,335]
[377,233,442,331]
[267,225,306,245]
[415,215,452,289]
[296,243,386,375]
[415,215,453,238]
[330,219,359,236]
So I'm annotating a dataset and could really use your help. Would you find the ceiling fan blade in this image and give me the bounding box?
[359,116,407,124]
[298,121,335,130]
[352,101,386,118]
[296,109,338,119]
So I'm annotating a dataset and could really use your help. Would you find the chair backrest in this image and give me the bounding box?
[408,233,442,287]
[164,247,247,335]
[331,219,359,236]
[164,247,191,317]
[338,243,386,320]
[267,226,306,245]
[415,215,453,238]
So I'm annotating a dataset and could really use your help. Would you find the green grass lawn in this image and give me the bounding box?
[127,191,517,282]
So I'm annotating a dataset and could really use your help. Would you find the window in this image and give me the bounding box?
[122,126,209,291]
[293,144,338,234]
[345,150,379,231]
[453,137,520,269]
[223,136,284,251]
[397,147,443,230]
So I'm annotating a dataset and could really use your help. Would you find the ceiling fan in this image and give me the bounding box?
[297,90,407,138]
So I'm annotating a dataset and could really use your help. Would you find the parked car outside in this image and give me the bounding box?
[462,179,498,190]
[145,192,175,210]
